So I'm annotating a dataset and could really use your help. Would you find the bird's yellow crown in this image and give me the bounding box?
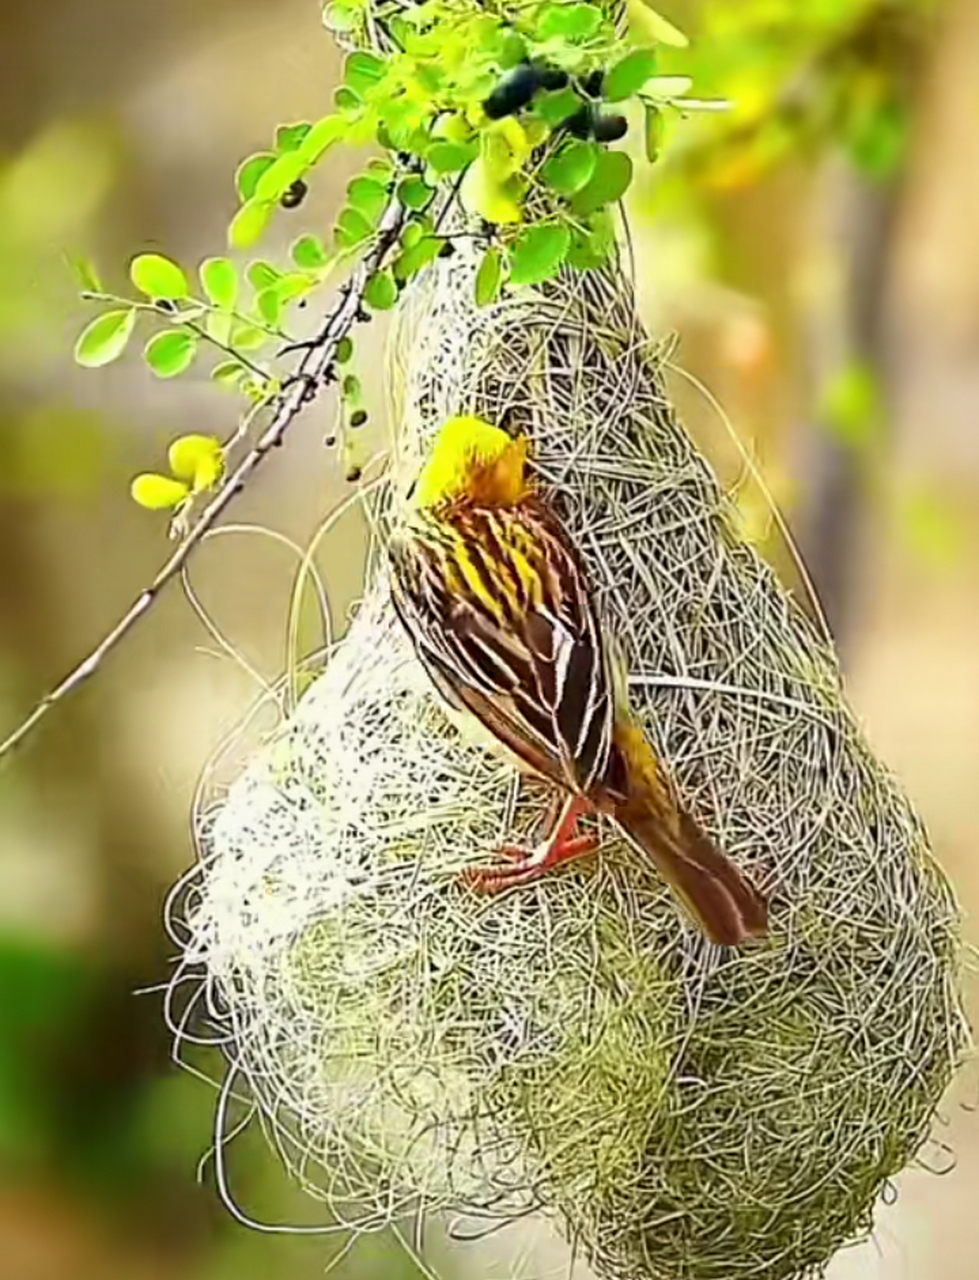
[413,415,531,509]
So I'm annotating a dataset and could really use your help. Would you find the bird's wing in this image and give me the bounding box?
[389,498,614,794]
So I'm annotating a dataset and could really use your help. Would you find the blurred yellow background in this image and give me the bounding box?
[1,1,977,1277]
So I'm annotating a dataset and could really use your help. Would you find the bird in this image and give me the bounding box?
[388,415,769,946]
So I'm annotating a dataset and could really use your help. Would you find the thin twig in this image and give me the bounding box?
[0,191,409,763]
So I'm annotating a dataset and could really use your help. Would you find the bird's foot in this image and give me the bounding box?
[461,795,598,894]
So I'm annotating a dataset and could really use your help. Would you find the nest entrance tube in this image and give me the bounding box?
[175,246,968,1280]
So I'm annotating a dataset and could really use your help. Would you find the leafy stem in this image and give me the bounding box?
[0,187,410,763]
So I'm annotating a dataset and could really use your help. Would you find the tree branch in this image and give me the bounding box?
[0,191,409,763]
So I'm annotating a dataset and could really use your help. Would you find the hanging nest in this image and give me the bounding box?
[170,240,969,1280]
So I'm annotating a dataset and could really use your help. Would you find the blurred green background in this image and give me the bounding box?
[1,1,978,1278]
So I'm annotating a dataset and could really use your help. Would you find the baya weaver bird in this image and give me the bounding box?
[388,415,769,946]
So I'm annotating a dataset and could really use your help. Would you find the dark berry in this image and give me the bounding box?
[582,69,605,98]
[280,179,308,209]
[349,409,368,427]
[562,105,594,139]
[324,434,337,447]
[592,113,628,143]
[346,465,363,483]
[537,64,569,92]
[483,64,544,120]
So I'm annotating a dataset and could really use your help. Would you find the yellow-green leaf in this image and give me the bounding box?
[236,153,276,202]
[131,472,191,510]
[538,3,603,41]
[254,152,308,203]
[475,248,503,307]
[364,270,399,310]
[570,149,633,215]
[631,0,689,47]
[297,115,346,165]
[229,199,274,249]
[200,257,238,309]
[130,253,189,301]
[74,308,137,368]
[460,159,523,225]
[344,51,386,95]
[168,434,224,491]
[642,75,693,100]
[604,49,658,102]
[144,329,198,379]
[541,140,597,195]
[508,223,571,286]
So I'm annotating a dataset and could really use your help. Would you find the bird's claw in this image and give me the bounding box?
[461,834,600,895]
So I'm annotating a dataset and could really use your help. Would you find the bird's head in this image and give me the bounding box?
[413,415,531,509]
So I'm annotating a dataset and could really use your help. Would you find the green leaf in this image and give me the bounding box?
[334,206,374,249]
[426,141,477,173]
[229,320,267,351]
[604,48,658,102]
[475,248,503,307]
[247,261,281,291]
[566,210,615,270]
[334,86,362,114]
[538,3,603,41]
[541,140,597,195]
[278,272,316,303]
[641,75,693,100]
[432,113,472,144]
[130,253,188,301]
[344,51,386,95]
[508,222,571,286]
[211,359,249,391]
[131,473,190,510]
[199,257,238,309]
[397,177,432,210]
[255,286,282,327]
[342,374,362,400]
[364,269,398,311]
[74,308,137,368]
[236,153,276,201]
[206,309,234,345]
[291,234,331,270]
[570,149,633,215]
[346,175,388,222]
[144,329,198,378]
[275,122,312,153]
[254,152,308,203]
[366,156,393,180]
[297,115,346,164]
[633,2,689,47]
[323,1,360,33]
[497,29,528,69]
[643,103,664,162]
[66,253,102,294]
[460,159,524,225]
[228,199,273,249]
[535,86,583,128]
[335,337,354,365]
[393,235,444,281]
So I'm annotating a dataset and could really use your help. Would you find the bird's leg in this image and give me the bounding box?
[462,794,598,893]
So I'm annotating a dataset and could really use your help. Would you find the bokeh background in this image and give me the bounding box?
[1,1,978,1277]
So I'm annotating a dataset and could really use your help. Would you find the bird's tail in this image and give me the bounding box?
[614,801,769,946]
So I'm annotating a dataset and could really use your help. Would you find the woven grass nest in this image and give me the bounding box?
[170,243,969,1280]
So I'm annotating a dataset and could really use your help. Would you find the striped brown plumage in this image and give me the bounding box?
[390,491,768,946]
